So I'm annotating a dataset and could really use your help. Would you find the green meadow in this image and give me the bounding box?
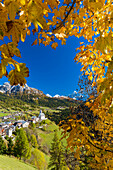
[0,155,37,170]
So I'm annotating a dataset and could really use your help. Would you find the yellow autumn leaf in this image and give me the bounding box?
[0,63,8,78]
[0,64,3,78]
[15,64,20,72]
[7,42,21,57]
[20,0,25,6]
[51,42,58,49]
[21,32,25,42]
[6,1,19,20]
[8,63,29,86]
[1,60,7,75]
[2,53,8,59]
[37,21,43,29]
[0,44,10,58]
[88,72,93,81]
[85,102,90,107]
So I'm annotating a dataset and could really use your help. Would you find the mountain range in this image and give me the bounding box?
[0,82,43,95]
[0,82,80,100]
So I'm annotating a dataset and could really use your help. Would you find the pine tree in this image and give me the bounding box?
[48,130,66,170]
[0,136,7,154]
[14,128,31,160]
[7,137,13,156]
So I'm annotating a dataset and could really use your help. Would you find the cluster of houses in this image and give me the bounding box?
[0,110,47,138]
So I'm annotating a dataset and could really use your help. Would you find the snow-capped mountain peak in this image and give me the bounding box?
[0,82,43,95]
[46,94,52,98]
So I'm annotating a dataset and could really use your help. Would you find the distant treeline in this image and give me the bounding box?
[0,93,78,111]
[38,97,78,108]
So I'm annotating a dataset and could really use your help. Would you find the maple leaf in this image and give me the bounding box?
[0,62,8,78]
[8,63,29,86]
[5,0,19,20]
[6,20,26,44]
[7,42,21,58]
[27,0,49,30]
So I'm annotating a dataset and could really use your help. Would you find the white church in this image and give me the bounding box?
[38,110,47,121]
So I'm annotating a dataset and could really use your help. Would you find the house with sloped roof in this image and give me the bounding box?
[22,121,29,128]
[31,116,39,123]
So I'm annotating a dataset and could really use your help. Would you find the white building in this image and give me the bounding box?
[15,120,29,128]
[22,121,29,128]
[38,110,46,121]
[6,128,12,137]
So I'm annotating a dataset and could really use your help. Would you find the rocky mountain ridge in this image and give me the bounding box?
[0,82,80,100]
[0,82,43,95]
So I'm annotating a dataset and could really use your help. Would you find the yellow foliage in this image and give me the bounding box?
[0,0,113,168]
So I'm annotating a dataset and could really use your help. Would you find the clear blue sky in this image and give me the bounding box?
[0,34,83,96]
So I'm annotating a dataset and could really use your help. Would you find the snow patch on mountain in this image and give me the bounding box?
[0,82,43,95]
[53,94,60,98]
[46,94,52,98]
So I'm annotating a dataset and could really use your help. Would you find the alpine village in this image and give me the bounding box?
[0,82,81,170]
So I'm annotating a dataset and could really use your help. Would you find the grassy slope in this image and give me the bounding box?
[0,123,66,170]
[37,121,67,150]
[0,93,75,168]
[0,92,78,113]
[0,155,37,170]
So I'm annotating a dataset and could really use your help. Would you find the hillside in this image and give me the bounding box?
[0,92,78,115]
[26,119,67,153]
[0,155,37,170]
[0,86,79,169]
[0,82,78,111]
[0,117,67,169]
[0,92,79,128]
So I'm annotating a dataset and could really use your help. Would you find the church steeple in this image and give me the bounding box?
[40,110,42,114]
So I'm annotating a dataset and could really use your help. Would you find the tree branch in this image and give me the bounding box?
[52,0,76,32]
[85,134,113,153]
